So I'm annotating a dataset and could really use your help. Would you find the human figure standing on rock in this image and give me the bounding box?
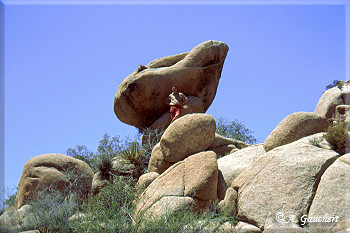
[165,85,188,122]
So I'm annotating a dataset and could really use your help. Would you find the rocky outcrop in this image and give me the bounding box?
[15,153,94,209]
[263,112,329,152]
[232,134,339,230]
[148,114,216,173]
[315,85,350,119]
[0,205,35,232]
[114,40,229,129]
[161,114,216,163]
[218,144,265,186]
[136,172,159,192]
[335,104,350,122]
[148,142,174,174]
[134,151,219,221]
[308,154,350,232]
[211,133,250,149]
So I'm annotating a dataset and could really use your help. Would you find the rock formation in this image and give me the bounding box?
[15,153,94,209]
[114,40,229,129]
[133,151,219,221]
[263,112,329,152]
[315,83,350,120]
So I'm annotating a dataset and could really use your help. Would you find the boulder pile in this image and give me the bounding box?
[3,40,350,233]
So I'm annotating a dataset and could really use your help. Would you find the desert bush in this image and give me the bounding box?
[70,176,137,232]
[325,80,350,91]
[323,120,350,153]
[28,186,78,233]
[216,117,257,144]
[67,134,131,173]
[139,203,238,233]
[137,64,147,73]
[308,137,322,148]
[0,186,78,233]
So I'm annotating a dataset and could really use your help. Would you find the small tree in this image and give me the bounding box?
[216,117,257,144]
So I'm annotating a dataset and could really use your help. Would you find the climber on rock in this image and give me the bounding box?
[165,85,188,122]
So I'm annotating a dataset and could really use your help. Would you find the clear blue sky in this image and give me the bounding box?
[1,1,347,200]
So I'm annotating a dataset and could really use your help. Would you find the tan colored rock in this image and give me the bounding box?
[235,221,261,233]
[234,134,340,230]
[308,154,350,232]
[0,205,36,232]
[134,151,219,221]
[111,157,135,176]
[147,143,174,174]
[143,196,195,220]
[160,113,216,163]
[218,144,265,186]
[264,112,329,152]
[184,151,218,201]
[218,187,237,217]
[217,222,236,233]
[149,96,205,130]
[211,133,250,149]
[217,170,227,200]
[16,153,94,209]
[315,85,350,119]
[335,105,350,122]
[211,144,237,157]
[114,40,229,128]
[262,223,308,233]
[136,172,159,192]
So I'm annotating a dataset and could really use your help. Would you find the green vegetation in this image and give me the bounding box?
[323,120,350,153]
[66,134,139,173]
[308,137,322,148]
[325,80,350,91]
[1,176,238,233]
[216,117,257,144]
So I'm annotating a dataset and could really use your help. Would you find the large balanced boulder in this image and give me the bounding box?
[315,84,350,119]
[15,153,94,209]
[308,154,350,232]
[134,151,219,221]
[232,134,339,230]
[114,40,229,129]
[160,113,216,163]
[264,112,329,152]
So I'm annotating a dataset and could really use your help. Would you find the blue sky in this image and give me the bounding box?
[0,1,347,202]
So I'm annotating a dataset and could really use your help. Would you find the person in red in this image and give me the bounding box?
[165,85,188,122]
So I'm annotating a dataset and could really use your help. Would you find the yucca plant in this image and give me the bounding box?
[120,142,146,179]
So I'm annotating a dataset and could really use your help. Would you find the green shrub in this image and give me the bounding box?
[70,176,137,233]
[216,117,257,144]
[325,80,350,91]
[323,120,350,153]
[308,137,322,148]
[28,186,78,233]
[67,134,130,173]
